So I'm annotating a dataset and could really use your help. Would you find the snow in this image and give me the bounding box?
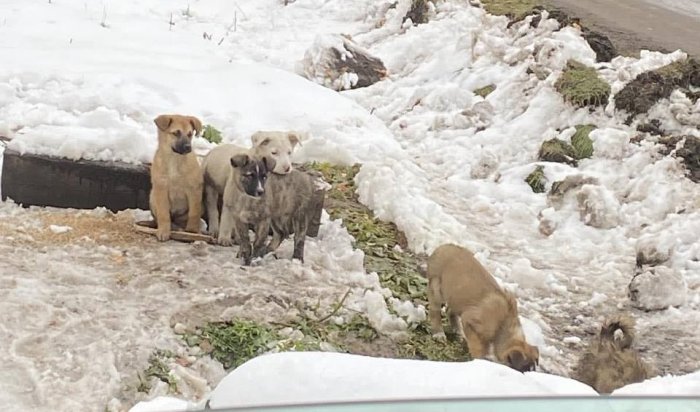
[613,370,700,395]
[129,351,699,410]
[0,0,398,165]
[0,205,416,412]
[127,396,196,412]
[48,225,73,234]
[1,0,699,411]
[206,352,598,409]
[629,266,688,311]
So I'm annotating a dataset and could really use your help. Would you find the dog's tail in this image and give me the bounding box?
[599,315,636,350]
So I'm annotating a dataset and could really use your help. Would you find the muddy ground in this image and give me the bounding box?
[544,0,700,58]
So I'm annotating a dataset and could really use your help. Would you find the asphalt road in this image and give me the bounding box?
[545,0,700,58]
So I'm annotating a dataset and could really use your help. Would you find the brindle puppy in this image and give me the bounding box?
[201,144,274,265]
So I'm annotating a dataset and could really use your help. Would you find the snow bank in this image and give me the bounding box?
[206,352,598,409]
[128,350,700,411]
[613,370,700,395]
[0,0,399,165]
[127,396,197,412]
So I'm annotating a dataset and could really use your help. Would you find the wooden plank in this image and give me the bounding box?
[134,220,216,244]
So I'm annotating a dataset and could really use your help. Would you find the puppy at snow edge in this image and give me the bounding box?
[426,244,540,373]
[149,114,203,241]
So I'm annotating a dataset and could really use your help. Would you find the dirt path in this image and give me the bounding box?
[545,0,700,58]
[0,205,390,412]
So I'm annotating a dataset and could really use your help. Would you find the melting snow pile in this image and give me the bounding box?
[0,0,699,411]
[128,352,700,411]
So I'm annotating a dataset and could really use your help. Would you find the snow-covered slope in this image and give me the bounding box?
[1,0,699,411]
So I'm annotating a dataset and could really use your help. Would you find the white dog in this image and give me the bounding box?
[250,131,302,175]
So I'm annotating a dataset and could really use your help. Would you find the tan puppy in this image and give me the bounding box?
[149,114,203,241]
[426,244,540,372]
[573,316,649,393]
[250,131,302,174]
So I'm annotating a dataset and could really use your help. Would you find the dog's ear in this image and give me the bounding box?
[230,154,249,168]
[288,132,302,148]
[154,115,173,132]
[262,156,276,173]
[187,116,203,136]
[251,132,271,148]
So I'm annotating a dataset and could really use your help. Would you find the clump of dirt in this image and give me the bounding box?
[675,136,700,183]
[555,60,611,108]
[404,0,431,25]
[543,7,617,62]
[637,119,663,136]
[615,58,700,118]
[655,135,699,183]
[525,165,547,193]
[582,29,617,63]
[474,84,496,98]
[538,138,578,166]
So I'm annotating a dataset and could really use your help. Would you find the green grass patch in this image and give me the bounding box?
[399,322,471,362]
[202,124,223,144]
[199,319,280,369]
[538,138,577,166]
[525,165,547,193]
[138,349,178,393]
[179,162,471,369]
[303,162,468,362]
[480,0,541,19]
[571,124,595,159]
[474,84,496,98]
[182,295,383,371]
[305,162,427,302]
[555,60,611,108]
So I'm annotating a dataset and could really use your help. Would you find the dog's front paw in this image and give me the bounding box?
[185,223,200,234]
[432,332,447,342]
[156,228,171,242]
[252,245,270,258]
[217,236,234,247]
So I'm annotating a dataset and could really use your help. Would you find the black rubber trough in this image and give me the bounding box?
[0,149,324,237]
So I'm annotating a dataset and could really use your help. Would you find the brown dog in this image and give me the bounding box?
[426,244,539,372]
[149,114,203,241]
[573,316,649,393]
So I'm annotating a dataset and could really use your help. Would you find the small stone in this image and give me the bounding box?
[173,322,187,335]
[628,266,687,311]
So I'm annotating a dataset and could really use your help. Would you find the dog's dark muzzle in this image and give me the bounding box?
[172,138,192,155]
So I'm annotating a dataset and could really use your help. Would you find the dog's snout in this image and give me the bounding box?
[172,139,192,155]
[284,165,291,173]
[256,187,265,196]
